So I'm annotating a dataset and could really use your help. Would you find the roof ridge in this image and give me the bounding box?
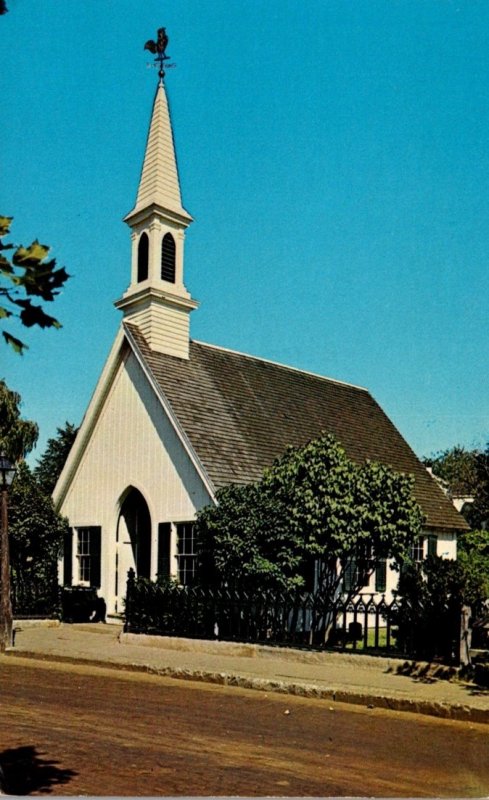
[191,339,368,393]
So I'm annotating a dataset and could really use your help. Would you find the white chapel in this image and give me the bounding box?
[53,42,466,619]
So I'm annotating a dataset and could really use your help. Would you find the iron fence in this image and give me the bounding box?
[124,570,405,655]
[11,573,61,619]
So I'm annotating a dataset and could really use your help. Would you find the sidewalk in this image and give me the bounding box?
[6,621,489,724]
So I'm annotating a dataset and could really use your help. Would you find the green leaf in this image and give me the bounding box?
[15,299,61,329]
[2,331,27,354]
[0,216,13,236]
[12,240,51,267]
[0,255,14,273]
[1,219,70,353]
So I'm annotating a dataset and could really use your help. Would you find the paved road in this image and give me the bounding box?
[0,656,488,797]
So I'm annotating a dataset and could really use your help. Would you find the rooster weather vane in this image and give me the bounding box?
[144,27,174,80]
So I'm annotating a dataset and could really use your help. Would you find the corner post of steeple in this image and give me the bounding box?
[175,229,185,287]
[130,231,139,285]
[115,28,199,360]
[148,218,161,283]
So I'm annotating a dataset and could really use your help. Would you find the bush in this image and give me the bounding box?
[391,556,464,662]
[124,574,212,638]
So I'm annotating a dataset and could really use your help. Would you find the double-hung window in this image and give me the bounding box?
[375,559,387,593]
[343,557,370,593]
[410,537,425,564]
[76,526,101,588]
[176,523,196,586]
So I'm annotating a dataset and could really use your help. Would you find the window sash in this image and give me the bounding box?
[427,535,437,557]
[176,523,196,585]
[76,526,101,588]
[375,559,387,593]
[343,558,370,593]
[411,538,425,563]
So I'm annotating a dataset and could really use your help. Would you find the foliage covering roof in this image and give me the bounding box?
[125,322,468,532]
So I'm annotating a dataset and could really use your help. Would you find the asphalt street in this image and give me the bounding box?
[1,656,488,796]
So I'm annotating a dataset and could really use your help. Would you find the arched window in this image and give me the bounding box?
[137,233,149,282]
[161,233,176,283]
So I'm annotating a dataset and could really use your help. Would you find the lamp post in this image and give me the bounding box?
[0,453,16,652]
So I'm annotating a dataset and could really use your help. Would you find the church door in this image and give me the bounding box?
[115,488,151,613]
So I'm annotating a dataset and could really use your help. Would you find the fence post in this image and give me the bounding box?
[459,604,472,667]
[124,568,136,633]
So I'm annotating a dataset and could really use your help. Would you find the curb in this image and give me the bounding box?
[120,632,461,681]
[6,649,489,725]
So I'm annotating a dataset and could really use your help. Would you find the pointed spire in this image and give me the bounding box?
[117,64,198,360]
[125,81,191,224]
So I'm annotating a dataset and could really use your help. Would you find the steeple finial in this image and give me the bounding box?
[144,27,172,81]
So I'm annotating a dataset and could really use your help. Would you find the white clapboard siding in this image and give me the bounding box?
[60,349,212,612]
[129,302,190,358]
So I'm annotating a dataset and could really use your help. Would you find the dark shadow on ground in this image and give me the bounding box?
[384,659,489,695]
[384,660,457,683]
[466,686,489,696]
[0,746,77,795]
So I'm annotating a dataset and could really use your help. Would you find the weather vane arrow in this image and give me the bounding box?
[144,27,175,80]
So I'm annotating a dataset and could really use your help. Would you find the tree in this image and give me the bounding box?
[425,444,489,529]
[457,529,489,617]
[197,482,306,593]
[424,446,479,497]
[0,379,38,461]
[9,462,67,616]
[196,433,423,600]
[470,445,489,531]
[34,422,78,495]
[0,216,70,354]
[0,383,67,622]
[0,382,38,647]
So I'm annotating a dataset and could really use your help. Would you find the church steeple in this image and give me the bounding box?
[126,81,191,224]
[115,34,198,360]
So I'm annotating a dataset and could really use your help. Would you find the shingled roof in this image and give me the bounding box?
[125,322,467,533]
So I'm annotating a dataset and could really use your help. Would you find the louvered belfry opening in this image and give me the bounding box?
[137,233,149,282]
[161,233,176,283]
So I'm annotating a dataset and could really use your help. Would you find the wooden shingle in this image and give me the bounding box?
[126,322,467,532]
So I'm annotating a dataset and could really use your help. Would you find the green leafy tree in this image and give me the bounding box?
[34,422,78,495]
[457,529,489,616]
[9,462,67,615]
[0,216,70,354]
[197,482,306,593]
[425,446,479,497]
[470,445,489,531]
[0,382,66,617]
[425,444,489,529]
[197,433,423,600]
[0,379,38,461]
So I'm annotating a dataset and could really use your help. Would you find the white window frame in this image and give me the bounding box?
[176,522,196,586]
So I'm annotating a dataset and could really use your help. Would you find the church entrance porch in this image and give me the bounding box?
[115,488,152,614]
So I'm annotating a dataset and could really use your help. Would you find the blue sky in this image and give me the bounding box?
[2,0,488,465]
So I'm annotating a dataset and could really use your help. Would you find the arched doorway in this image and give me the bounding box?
[115,488,151,613]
